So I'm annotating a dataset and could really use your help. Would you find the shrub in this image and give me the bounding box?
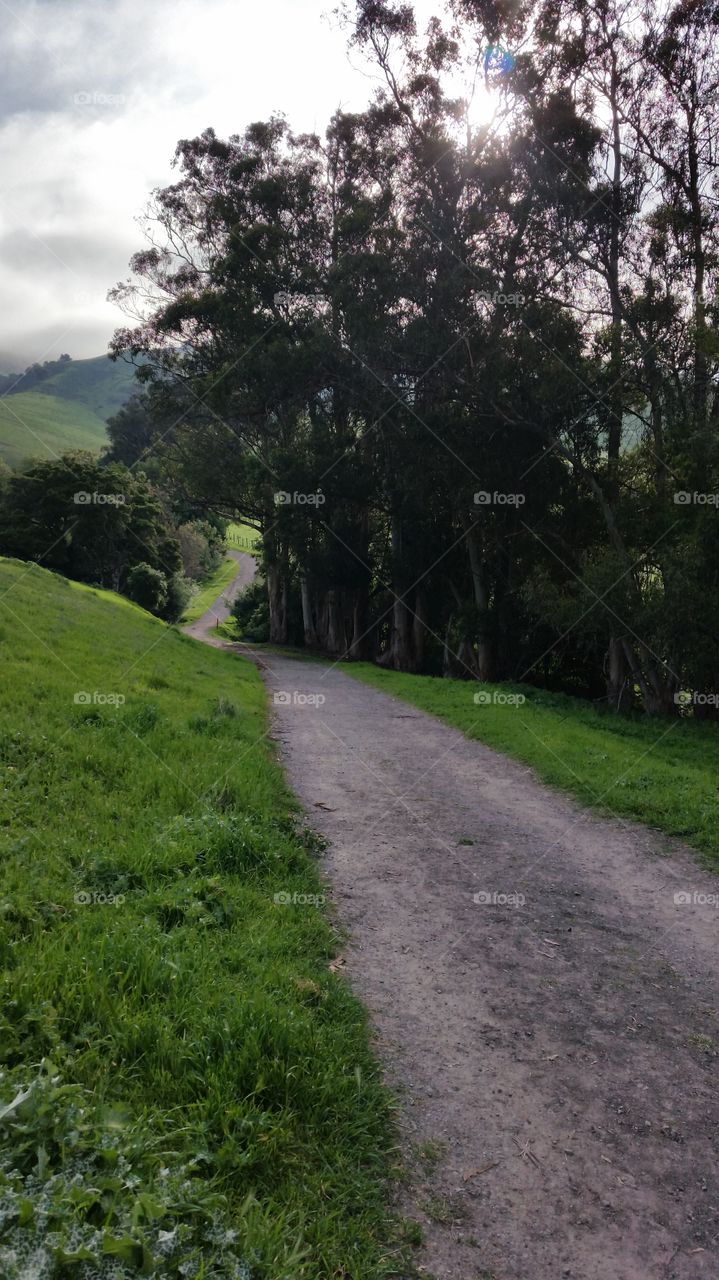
[230,579,269,643]
[124,563,168,614]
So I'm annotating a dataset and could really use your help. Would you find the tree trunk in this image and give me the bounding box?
[463,515,494,680]
[606,636,632,712]
[348,586,369,660]
[443,614,454,677]
[300,575,319,648]
[267,562,288,645]
[325,589,343,655]
[412,588,426,672]
[379,594,413,669]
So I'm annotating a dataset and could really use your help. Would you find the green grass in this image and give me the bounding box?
[342,664,719,867]
[181,555,244,625]
[227,523,260,553]
[0,392,108,469]
[0,559,400,1278]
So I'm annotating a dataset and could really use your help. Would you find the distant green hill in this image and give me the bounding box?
[0,392,109,470]
[32,355,140,420]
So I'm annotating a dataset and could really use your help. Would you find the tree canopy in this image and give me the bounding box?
[110,0,719,715]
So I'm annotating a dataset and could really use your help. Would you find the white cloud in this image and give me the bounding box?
[0,0,445,367]
[0,0,368,366]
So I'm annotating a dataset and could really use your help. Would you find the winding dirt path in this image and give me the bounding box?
[185,599,719,1279]
[182,551,255,646]
[259,654,719,1280]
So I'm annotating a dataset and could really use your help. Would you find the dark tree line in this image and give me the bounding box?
[110,0,719,715]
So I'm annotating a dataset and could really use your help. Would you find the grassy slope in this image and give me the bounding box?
[227,522,261,552]
[36,355,139,420]
[0,559,399,1279]
[0,392,108,469]
[181,555,243,625]
[343,665,719,867]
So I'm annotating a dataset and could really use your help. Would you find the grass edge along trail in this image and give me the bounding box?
[0,558,407,1280]
[342,664,719,869]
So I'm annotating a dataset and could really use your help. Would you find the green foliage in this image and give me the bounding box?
[177,521,225,582]
[125,563,168,614]
[104,393,163,469]
[163,572,194,624]
[0,452,181,607]
[230,580,270,643]
[108,4,719,711]
[0,1064,253,1279]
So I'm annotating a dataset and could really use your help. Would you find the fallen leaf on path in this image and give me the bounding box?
[329,956,346,973]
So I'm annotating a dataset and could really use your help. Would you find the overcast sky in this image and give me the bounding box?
[0,0,439,371]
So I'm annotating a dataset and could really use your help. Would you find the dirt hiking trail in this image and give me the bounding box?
[187,590,719,1279]
[182,550,255,645]
[262,654,719,1280]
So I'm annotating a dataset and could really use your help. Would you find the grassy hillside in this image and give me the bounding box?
[227,521,261,552]
[344,665,719,867]
[0,559,399,1279]
[35,354,140,420]
[0,391,108,469]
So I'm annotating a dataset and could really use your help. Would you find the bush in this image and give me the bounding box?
[162,572,193,623]
[230,579,270,642]
[0,452,182,593]
[125,563,168,614]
